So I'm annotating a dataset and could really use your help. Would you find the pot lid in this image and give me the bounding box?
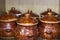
[21,10,39,18]
[40,8,58,16]
[17,13,38,26]
[40,11,60,23]
[9,7,21,14]
[0,11,17,22]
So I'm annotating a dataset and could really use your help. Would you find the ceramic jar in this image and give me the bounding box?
[39,9,60,40]
[0,11,17,37]
[16,14,38,40]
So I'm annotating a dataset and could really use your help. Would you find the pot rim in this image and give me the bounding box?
[0,19,17,22]
[40,20,60,23]
[17,22,38,26]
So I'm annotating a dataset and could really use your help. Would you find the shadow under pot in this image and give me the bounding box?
[16,14,38,40]
[0,11,17,37]
[39,11,60,40]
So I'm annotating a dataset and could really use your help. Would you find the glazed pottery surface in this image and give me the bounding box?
[16,14,38,40]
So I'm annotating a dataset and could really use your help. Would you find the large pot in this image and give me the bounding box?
[0,11,17,37]
[39,9,60,40]
[16,14,38,40]
[9,7,21,18]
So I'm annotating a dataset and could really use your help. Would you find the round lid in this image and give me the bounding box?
[9,7,21,14]
[40,8,58,16]
[40,11,60,23]
[17,13,38,26]
[21,10,39,19]
[0,11,17,22]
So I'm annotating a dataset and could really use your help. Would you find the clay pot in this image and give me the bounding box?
[0,11,17,37]
[16,14,38,40]
[9,7,21,18]
[39,9,60,40]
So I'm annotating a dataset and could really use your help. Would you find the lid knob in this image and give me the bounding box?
[30,10,32,13]
[48,12,52,16]
[47,8,52,12]
[11,7,15,10]
[47,8,52,16]
[27,10,32,13]
[25,14,30,18]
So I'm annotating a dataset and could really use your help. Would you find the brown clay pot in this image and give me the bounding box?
[16,14,38,40]
[40,8,58,18]
[0,11,17,37]
[39,9,60,40]
[9,7,21,18]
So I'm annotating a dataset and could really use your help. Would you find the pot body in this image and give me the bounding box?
[0,21,16,37]
[39,22,60,40]
[16,25,38,40]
